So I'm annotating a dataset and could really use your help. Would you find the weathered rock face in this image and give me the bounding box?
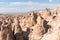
[0,26,14,40]
[29,15,45,40]
[13,18,23,40]
[42,8,51,20]
[0,7,60,40]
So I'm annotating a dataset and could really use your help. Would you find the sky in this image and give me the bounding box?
[0,0,60,13]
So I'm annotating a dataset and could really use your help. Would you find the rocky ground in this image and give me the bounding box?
[0,7,60,40]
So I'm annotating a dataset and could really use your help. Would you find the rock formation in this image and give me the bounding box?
[0,7,60,40]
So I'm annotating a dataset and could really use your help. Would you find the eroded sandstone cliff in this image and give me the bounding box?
[0,7,60,40]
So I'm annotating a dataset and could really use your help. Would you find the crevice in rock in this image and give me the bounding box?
[43,20,51,33]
